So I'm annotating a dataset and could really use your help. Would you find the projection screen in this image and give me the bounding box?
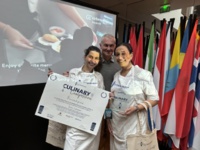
[0,0,117,86]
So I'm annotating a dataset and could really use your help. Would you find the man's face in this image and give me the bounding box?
[100,37,116,59]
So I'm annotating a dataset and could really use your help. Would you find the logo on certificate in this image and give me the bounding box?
[101,92,107,98]
[90,122,96,131]
[50,75,57,81]
[38,105,44,114]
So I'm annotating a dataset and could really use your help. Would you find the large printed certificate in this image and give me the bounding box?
[35,73,109,135]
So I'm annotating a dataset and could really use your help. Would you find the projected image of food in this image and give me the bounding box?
[0,0,117,86]
[49,26,65,37]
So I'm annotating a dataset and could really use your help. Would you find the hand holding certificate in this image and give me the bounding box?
[35,73,109,135]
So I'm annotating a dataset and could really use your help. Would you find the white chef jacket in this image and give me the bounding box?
[110,65,159,150]
[64,67,104,150]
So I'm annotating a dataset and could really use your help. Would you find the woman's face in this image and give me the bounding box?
[115,45,133,68]
[84,50,100,71]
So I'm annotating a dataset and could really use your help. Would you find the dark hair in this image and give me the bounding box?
[114,43,133,55]
[84,46,102,71]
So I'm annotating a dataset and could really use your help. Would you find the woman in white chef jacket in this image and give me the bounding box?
[107,43,159,150]
[63,46,104,150]
[47,45,105,150]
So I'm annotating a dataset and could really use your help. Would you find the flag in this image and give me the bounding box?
[170,32,176,55]
[163,22,172,99]
[152,20,166,133]
[179,17,191,69]
[156,21,172,141]
[189,35,200,149]
[164,18,191,147]
[193,60,200,150]
[123,24,127,42]
[164,19,197,149]
[145,23,155,72]
[162,25,181,123]
[129,26,137,63]
[134,25,143,68]
[180,20,199,150]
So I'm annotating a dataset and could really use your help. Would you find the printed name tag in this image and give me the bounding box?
[104,108,112,119]
[111,92,133,112]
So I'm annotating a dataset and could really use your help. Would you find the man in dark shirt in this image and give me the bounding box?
[99,34,120,150]
[99,34,120,91]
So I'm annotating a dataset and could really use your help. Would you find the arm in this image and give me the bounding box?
[57,4,87,28]
[57,4,98,45]
[123,100,158,115]
[123,70,159,115]
[0,22,33,49]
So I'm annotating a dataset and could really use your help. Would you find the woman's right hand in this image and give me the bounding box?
[62,71,69,77]
[47,68,53,77]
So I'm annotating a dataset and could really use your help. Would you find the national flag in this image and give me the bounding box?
[191,95,200,149]
[193,64,200,150]
[179,17,191,69]
[145,23,155,72]
[129,26,137,63]
[163,22,172,99]
[164,19,197,149]
[164,18,191,144]
[156,21,172,141]
[152,20,166,133]
[134,24,144,68]
[123,23,127,42]
[162,25,181,123]
[170,31,176,55]
[179,20,199,150]
[189,35,200,149]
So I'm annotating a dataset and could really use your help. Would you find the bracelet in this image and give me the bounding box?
[134,105,139,112]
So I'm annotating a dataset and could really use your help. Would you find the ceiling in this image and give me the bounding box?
[78,0,200,34]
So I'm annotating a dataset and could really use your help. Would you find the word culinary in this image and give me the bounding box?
[114,96,128,102]
[63,84,92,100]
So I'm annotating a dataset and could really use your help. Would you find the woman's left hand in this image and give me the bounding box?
[121,106,136,115]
